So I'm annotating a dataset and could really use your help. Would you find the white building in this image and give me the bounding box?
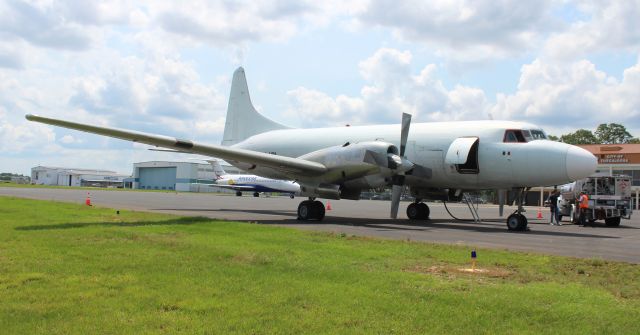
[31,166,128,187]
[132,161,242,192]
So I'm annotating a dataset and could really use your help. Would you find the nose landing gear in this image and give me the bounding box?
[506,188,529,231]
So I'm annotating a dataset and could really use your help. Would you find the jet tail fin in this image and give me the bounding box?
[221,67,289,146]
[207,160,226,179]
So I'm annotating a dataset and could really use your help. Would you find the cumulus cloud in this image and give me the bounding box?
[67,55,226,138]
[286,48,490,127]
[357,0,557,62]
[0,0,94,51]
[490,58,640,129]
[544,1,640,59]
[286,48,640,137]
[0,120,56,153]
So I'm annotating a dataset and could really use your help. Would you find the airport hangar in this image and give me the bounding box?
[31,161,242,192]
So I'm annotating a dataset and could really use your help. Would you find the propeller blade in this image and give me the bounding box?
[390,184,403,218]
[498,189,506,217]
[399,113,412,157]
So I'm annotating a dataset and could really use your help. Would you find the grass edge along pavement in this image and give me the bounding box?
[1,196,639,334]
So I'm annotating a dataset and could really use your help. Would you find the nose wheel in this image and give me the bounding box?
[297,199,325,221]
[407,202,430,220]
[506,188,529,231]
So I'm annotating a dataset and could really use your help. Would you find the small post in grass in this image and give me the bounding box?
[471,249,477,272]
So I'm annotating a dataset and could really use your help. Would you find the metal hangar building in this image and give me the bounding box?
[132,161,242,192]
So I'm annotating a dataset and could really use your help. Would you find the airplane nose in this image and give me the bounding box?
[566,146,597,180]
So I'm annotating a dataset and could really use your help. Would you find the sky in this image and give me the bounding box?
[1,0,640,176]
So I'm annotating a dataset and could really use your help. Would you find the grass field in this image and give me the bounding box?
[1,197,639,334]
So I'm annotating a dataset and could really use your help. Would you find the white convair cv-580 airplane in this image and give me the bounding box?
[208,160,299,198]
[26,67,597,231]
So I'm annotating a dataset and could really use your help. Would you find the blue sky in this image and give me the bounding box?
[1,0,639,175]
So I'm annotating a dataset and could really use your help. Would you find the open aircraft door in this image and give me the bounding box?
[445,137,479,174]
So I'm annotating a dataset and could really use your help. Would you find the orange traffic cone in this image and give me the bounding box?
[536,208,543,219]
[85,193,92,206]
[326,201,332,211]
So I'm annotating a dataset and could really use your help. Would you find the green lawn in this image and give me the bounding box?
[1,197,639,334]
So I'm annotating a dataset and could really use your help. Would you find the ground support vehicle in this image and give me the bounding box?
[557,174,632,227]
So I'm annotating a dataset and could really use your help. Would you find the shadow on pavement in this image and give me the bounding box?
[257,216,618,239]
[16,216,212,231]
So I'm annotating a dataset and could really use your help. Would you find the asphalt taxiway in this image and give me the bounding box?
[2,187,640,263]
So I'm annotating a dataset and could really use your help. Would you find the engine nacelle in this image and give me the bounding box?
[298,141,399,183]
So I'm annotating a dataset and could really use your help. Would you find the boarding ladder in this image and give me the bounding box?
[463,193,482,223]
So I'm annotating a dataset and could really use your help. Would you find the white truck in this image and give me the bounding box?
[556,174,633,226]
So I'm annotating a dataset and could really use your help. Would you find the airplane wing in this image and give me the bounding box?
[25,114,327,177]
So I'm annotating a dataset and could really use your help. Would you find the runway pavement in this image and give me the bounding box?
[2,187,640,263]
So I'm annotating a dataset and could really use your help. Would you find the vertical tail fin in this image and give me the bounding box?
[207,160,226,179]
[221,67,289,146]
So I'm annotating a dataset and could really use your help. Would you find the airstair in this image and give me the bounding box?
[463,193,482,223]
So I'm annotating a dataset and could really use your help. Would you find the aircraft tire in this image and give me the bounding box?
[297,200,325,221]
[290,194,295,199]
[407,203,420,220]
[605,217,621,227]
[507,213,527,231]
[297,200,313,220]
[253,192,260,197]
[418,203,430,219]
[236,191,242,196]
[313,201,325,221]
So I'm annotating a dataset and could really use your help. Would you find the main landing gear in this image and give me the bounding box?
[406,200,430,220]
[297,198,325,221]
[235,191,242,196]
[506,188,528,231]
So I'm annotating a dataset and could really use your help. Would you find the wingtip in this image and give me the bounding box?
[25,114,36,121]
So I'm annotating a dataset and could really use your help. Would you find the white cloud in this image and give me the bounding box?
[491,58,640,129]
[0,0,95,51]
[356,0,558,62]
[544,1,640,60]
[286,48,491,127]
[59,134,82,144]
[0,119,56,153]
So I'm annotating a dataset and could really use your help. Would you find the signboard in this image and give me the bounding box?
[597,153,640,164]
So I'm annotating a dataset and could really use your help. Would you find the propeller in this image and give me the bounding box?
[390,113,413,218]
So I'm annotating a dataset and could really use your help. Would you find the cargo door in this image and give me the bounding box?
[445,137,479,174]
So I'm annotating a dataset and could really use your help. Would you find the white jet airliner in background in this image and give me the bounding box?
[26,67,597,230]
[208,160,299,198]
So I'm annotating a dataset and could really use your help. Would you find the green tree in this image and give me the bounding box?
[547,135,559,141]
[594,123,634,144]
[559,129,598,145]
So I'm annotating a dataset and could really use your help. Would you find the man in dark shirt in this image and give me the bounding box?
[548,191,560,225]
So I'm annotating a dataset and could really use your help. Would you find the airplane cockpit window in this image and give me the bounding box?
[504,130,527,143]
[529,129,547,140]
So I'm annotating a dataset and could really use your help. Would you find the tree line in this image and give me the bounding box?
[548,123,640,145]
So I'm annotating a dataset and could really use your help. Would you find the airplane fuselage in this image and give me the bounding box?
[233,120,593,190]
[216,174,300,194]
